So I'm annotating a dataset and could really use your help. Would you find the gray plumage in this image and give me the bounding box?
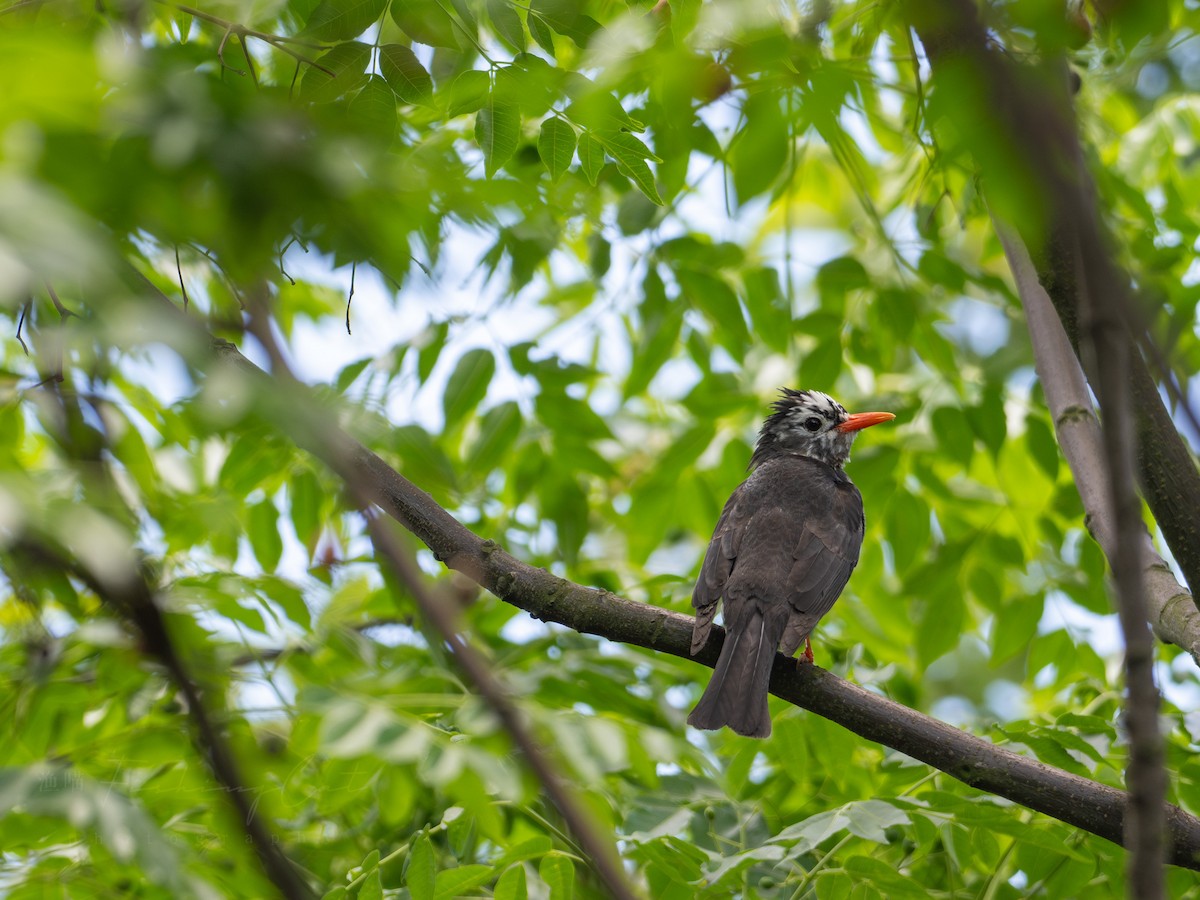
[688,389,890,738]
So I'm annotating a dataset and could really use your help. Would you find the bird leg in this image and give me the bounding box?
[801,638,814,665]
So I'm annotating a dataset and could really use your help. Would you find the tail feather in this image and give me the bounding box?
[688,607,786,738]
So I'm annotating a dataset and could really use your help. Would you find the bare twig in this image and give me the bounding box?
[345,261,355,336]
[166,2,335,77]
[15,300,30,354]
[175,245,190,312]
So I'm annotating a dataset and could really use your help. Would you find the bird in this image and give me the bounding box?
[687,389,894,738]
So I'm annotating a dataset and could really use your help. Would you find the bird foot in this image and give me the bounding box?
[800,639,814,665]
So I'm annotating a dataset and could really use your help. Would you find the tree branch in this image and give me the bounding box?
[906,3,1168,891]
[17,538,314,900]
[241,298,641,900]
[191,329,1200,870]
[993,216,1200,664]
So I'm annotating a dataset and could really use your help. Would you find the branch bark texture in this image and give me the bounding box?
[994,217,1200,664]
[907,3,1169,891]
[907,0,1200,605]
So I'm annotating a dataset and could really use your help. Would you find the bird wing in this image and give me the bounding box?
[690,489,746,654]
[778,483,863,656]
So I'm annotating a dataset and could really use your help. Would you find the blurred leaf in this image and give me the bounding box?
[488,0,526,50]
[477,96,521,177]
[466,401,522,473]
[349,77,397,141]
[577,133,605,184]
[434,864,493,899]
[529,0,599,47]
[303,0,386,41]
[494,865,527,900]
[408,831,436,900]
[301,42,371,103]
[443,348,496,431]
[391,0,460,46]
[537,117,576,182]
[248,497,284,572]
[596,132,662,205]
[380,44,434,105]
[539,852,575,900]
[446,69,491,116]
[730,91,789,203]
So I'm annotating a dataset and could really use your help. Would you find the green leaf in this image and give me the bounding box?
[380,44,433,105]
[540,472,588,563]
[494,865,528,900]
[529,0,599,47]
[931,405,975,466]
[349,76,397,141]
[434,864,493,899]
[991,594,1044,663]
[577,133,605,184]
[528,12,555,54]
[476,95,521,177]
[358,849,384,900]
[289,467,323,553]
[247,498,283,572]
[303,0,386,41]
[743,266,792,353]
[537,117,576,182]
[466,401,522,473]
[301,42,371,103]
[407,831,436,900]
[539,852,575,900]
[1025,412,1060,480]
[443,348,495,430]
[391,0,460,47]
[674,267,747,354]
[0,767,188,893]
[730,91,789,203]
[886,491,929,573]
[916,584,965,667]
[816,256,869,310]
[967,385,1007,457]
[595,131,662,204]
[488,0,526,50]
[445,69,491,116]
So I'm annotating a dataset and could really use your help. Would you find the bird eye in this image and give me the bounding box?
[804,417,822,432]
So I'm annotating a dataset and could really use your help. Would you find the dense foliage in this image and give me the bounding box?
[2,0,1199,896]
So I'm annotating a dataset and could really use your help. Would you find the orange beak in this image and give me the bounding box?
[836,411,896,433]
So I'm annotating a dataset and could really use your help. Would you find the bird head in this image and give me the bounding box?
[749,388,894,470]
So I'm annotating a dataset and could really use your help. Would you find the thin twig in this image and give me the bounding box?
[175,245,190,312]
[15,300,30,354]
[345,261,356,335]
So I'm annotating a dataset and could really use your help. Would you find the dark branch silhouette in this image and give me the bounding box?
[905,1,1169,891]
[242,298,641,900]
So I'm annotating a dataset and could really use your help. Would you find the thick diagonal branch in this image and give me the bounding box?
[241,303,641,900]
[115,268,1200,869]
[907,2,1168,891]
[994,217,1200,664]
